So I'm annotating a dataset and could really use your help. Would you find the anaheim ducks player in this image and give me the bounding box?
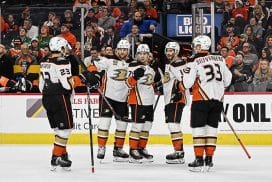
[126,44,156,163]
[182,35,232,172]
[39,37,74,171]
[94,39,130,162]
[163,42,190,164]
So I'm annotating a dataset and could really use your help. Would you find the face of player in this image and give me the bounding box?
[165,48,176,61]
[137,52,149,64]
[116,48,129,59]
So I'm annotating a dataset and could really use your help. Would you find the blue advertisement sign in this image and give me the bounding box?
[167,14,223,37]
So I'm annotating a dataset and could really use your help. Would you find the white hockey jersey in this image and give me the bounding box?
[127,62,155,106]
[94,57,129,102]
[163,59,191,105]
[183,54,232,101]
[39,57,73,95]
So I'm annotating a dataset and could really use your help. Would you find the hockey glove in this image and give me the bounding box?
[170,81,182,103]
[80,71,100,89]
[133,67,145,80]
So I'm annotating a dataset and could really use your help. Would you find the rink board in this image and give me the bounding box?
[0,93,272,145]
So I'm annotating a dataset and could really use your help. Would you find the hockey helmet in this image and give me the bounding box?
[49,37,71,52]
[117,39,130,50]
[136,44,150,53]
[192,35,211,51]
[164,42,180,55]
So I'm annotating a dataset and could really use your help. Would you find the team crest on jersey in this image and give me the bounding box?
[143,73,154,85]
[163,72,170,83]
[111,69,127,81]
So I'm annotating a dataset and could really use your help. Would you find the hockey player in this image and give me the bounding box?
[182,35,232,172]
[126,44,156,163]
[39,37,74,171]
[94,39,130,162]
[163,42,190,164]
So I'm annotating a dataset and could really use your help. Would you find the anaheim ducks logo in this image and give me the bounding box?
[111,69,127,81]
[143,73,154,85]
[163,72,170,83]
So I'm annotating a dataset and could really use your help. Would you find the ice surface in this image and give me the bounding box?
[0,145,271,182]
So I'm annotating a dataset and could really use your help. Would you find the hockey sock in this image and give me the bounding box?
[129,130,140,150]
[114,120,128,148]
[129,123,143,149]
[97,117,111,147]
[205,136,217,156]
[53,135,68,156]
[97,129,109,147]
[139,131,149,149]
[171,132,183,151]
[193,137,205,157]
[168,123,183,151]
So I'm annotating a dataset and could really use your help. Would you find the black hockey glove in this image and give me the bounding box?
[133,67,145,80]
[170,81,182,103]
[80,71,100,89]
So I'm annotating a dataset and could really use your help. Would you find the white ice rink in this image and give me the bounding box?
[0,145,271,182]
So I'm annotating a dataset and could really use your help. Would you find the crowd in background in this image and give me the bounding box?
[0,0,272,93]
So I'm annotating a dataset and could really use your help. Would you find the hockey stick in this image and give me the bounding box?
[86,85,95,173]
[153,68,164,111]
[221,112,251,159]
[74,55,133,123]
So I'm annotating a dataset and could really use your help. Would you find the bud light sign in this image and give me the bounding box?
[167,14,222,37]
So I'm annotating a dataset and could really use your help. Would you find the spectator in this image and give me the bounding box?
[119,11,156,38]
[101,26,120,49]
[23,19,39,39]
[98,6,116,30]
[230,51,254,92]
[235,33,257,54]
[49,16,61,37]
[85,8,98,27]
[29,38,43,62]
[59,24,77,49]
[84,26,101,56]
[243,25,258,50]
[16,27,31,45]
[101,45,114,58]
[0,16,9,34]
[244,17,264,52]
[220,46,235,68]
[19,7,33,26]
[143,0,158,21]
[125,25,143,58]
[253,59,272,91]
[15,43,38,65]
[0,44,14,80]
[232,0,249,22]
[265,35,272,59]
[219,23,240,48]
[221,17,241,36]
[37,25,51,49]
[242,42,259,72]
[9,38,22,59]
[62,10,78,32]
[6,14,19,33]
[43,12,56,27]
[250,4,267,29]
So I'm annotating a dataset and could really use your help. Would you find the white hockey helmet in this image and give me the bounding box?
[192,35,211,51]
[49,37,71,52]
[164,42,180,55]
[136,44,150,53]
[117,39,130,50]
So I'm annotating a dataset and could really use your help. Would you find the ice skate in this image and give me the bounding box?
[166,150,185,164]
[129,149,143,163]
[50,154,72,171]
[188,157,204,172]
[139,148,154,162]
[97,146,106,160]
[204,156,214,172]
[113,147,129,162]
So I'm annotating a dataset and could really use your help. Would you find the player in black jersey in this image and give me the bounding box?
[39,37,74,171]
